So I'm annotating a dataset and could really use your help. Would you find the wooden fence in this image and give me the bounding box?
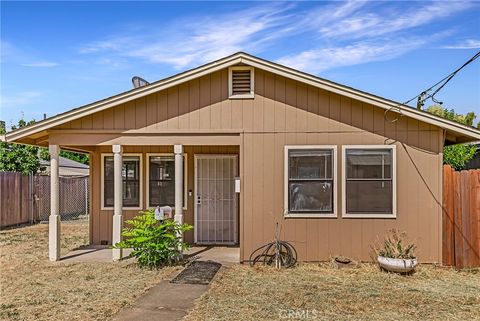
[0,172,89,228]
[443,165,480,269]
[0,172,33,227]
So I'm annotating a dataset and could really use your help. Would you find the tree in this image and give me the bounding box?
[0,119,89,175]
[426,105,478,170]
[0,119,41,174]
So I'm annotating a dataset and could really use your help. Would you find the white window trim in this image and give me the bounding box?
[145,153,188,210]
[342,145,397,218]
[228,66,255,99]
[284,145,338,218]
[101,153,143,211]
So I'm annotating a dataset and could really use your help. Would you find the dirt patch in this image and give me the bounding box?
[185,263,480,321]
[171,261,222,285]
[0,221,178,321]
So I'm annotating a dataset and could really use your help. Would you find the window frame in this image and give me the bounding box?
[284,145,338,218]
[145,153,188,210]
[101,153,143,210]
[228,66,255,99]
[342,145,397,218]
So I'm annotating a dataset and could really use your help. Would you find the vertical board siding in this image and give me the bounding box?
[58,67,443,263]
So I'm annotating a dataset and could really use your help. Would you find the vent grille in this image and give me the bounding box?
[231,69,252,95]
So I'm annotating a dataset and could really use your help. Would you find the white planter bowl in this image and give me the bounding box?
[377,256,417,273]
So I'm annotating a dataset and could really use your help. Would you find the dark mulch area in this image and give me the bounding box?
[171,260,222,285]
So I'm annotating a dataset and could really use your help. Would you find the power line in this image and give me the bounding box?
[385,50,480,122]
[427,51,480,105]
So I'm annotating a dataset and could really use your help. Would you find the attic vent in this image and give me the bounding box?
[229,67,254,99]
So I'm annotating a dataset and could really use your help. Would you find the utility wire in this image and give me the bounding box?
[384,50,480,122]
[427,51,480,105]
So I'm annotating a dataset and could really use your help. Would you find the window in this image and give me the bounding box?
[342,146,396,218]
[102,154,142,209]
[146,154,187,209]
[284,146,337,217]
[228,66,254,99]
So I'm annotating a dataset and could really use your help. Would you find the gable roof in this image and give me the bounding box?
[4,52,480,144]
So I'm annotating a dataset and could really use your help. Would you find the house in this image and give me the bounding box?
[39,156,89,177]
[3,52,480,263]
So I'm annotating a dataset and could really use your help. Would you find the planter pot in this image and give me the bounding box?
[377,256,417,273]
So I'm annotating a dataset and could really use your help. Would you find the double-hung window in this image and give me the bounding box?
[285,146,337,217]
[146,154,187,209]
[342,146,396,218]
[102,154,142,209]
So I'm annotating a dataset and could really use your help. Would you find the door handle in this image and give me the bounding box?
[196,195,201,205]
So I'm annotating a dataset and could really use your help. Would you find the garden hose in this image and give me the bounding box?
[248,223,297,268]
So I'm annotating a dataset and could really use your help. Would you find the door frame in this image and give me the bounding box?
[194,154,239,245]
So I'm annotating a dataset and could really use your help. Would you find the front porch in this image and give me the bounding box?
[47,143,241,262]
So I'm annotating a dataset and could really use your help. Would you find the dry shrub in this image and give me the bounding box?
[372,229,416,259]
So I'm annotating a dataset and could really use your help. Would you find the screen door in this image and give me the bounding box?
[194,155,238,244]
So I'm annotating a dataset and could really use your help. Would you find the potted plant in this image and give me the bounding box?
[374,229,417,273]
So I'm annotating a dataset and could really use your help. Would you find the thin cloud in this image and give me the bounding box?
[1,91,44,109]
[276,37,432,74]
[80,3,294,69]
[318,1,472,39]
[20,62,59,67]
[443,39,480,49]
[78,2,472,72]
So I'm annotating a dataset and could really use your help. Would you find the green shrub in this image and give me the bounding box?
[113,209,192,268]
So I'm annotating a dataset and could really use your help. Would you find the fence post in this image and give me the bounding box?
[85,177,88,216]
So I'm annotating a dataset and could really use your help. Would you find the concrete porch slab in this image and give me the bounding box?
[61,245,240,265]
[184,246,240,266]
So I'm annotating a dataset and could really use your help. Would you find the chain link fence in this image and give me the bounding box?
[35,175,89,222]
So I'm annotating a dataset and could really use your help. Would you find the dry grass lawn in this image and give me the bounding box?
[0,221,178,321]
[186,263,480,321]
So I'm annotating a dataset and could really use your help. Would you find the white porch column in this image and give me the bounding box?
[112,144,123,261]
[49,144,60,261]
[174,145,184,245]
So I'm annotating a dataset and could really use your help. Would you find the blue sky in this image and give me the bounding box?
[1,1,480,129]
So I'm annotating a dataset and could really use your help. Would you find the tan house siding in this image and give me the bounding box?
[53,67,443,263]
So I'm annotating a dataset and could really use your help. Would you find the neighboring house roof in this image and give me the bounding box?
[39,156,89,177]
[3,52,480,144]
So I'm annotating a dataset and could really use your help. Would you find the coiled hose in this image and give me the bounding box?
[248,223,297,268]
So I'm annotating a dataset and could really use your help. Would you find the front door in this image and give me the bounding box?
[194,155,238,244]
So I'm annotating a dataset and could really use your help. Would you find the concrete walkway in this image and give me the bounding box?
[113,277,209,321]
[61,246,238,320]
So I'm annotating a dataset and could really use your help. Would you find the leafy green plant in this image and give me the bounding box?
[0,119,41,175]
[113,209,192,269]
[426,105,478,170]
[374,229,416,260]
